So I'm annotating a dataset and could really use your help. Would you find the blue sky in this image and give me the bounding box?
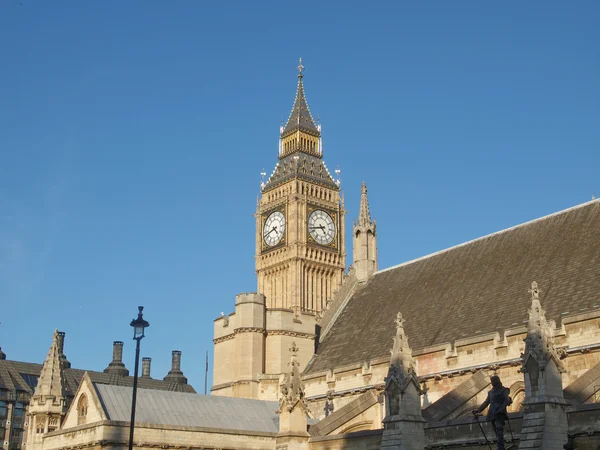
[0,1,598,392]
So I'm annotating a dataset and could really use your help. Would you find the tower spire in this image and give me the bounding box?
[33,330,67,400]
[281,58,320,139]
[353,182,377,281]
[358,181,372,227]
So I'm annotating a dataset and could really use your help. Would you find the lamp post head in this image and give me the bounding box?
[130,306,150,341]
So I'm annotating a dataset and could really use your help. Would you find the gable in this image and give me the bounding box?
[306,200,600,375]
[62,373,106,429]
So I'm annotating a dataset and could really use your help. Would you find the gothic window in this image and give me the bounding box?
[35,417,45,434]
[77,394,88,425]
[47,416,58,433]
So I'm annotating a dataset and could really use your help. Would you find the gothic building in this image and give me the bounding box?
[0,332,194,450]
[4,61,600,450]
[210,61,600,448]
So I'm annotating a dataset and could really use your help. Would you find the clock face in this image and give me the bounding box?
[308,210,336,245]
[263,211,285,247]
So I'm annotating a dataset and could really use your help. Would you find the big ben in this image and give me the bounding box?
[212,59,347,400]
[256,59,346,313]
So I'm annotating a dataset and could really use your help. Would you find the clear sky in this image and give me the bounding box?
[0,1,598,392]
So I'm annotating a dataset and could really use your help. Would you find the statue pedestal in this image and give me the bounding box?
[381,414,426,450]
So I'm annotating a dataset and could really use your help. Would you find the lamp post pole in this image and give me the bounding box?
[128,306,149,450]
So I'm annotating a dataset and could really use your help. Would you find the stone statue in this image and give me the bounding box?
[473,375,511,450]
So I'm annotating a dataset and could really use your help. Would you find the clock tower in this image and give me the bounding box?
[256,59,346,314]
[212,60,347,400]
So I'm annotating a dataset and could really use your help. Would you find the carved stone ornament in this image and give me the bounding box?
[279,342,308,412]
[384,312,421,414]
[521,281,566,374]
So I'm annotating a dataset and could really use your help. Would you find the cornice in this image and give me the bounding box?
[267,330,315,339]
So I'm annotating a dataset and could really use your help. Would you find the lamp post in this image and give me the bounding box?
[128,306,149,450]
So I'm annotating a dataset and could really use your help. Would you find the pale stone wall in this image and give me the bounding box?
[41,421,277,450]
[265,309,316,375]
[303,310,600,424]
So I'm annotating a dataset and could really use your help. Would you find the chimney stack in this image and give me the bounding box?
[103,341,129,377]
[172,350,181,371]
[0,347,5,360]
[141,357,152,378]
[113,341,123,361]
[56,331,71,369]
[163,350,188,385]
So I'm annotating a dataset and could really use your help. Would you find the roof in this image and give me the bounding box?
[95,383,279,434]
[305,199,600,374]
[281,72,320,138]
[0,360,196,398]
[263,152,339,192]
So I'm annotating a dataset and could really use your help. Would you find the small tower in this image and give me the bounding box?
[353,182,377,282]
[277,342,310,450]
[381,313,425,450]
[518,281,568,450]
[27,330,69,450]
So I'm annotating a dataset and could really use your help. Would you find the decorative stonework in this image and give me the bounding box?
[521,281,566,375]
[280,342,307,413]
[519,281,569,450]
[384,313,421,406]
[381,312,426,450]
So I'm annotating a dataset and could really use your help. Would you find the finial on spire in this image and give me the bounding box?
[289,341,299,358]
[297,57,304,78]
[528,281,540,300]
[357,181,373,227]
[394,312,405,331]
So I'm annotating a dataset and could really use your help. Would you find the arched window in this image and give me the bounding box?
[77,394,88,425]
[35,416,45,434]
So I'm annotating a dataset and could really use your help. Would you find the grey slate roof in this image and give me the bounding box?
[0,360,196,397]
[95,383,279,434]
[281,74,320,137]
[263,152,339,192]
[306,199,600,374]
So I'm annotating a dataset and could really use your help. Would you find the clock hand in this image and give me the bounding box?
[264,226,277,238]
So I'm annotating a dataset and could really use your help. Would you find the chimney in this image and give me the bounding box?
[0,347,5,360]
[103,341,129,377]
[141,357,152,378]
[172,350,181,371]
[113,341,123,361]
[56,331,71,369]
[163,350,188,385]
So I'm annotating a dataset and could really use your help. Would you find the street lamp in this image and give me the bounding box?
[128,306,149,450]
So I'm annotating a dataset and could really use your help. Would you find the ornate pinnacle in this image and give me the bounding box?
[528,281,541,300]
[394,312,405,332]
[289,341,299,358]
[297,57,304,78]
[357,181,373,228]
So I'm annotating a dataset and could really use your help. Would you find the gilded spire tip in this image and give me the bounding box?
[297,57,304,78]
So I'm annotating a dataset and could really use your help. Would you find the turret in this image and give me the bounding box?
[27,330,68,450]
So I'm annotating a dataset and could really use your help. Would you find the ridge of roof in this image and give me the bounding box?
[378,198,600,276]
